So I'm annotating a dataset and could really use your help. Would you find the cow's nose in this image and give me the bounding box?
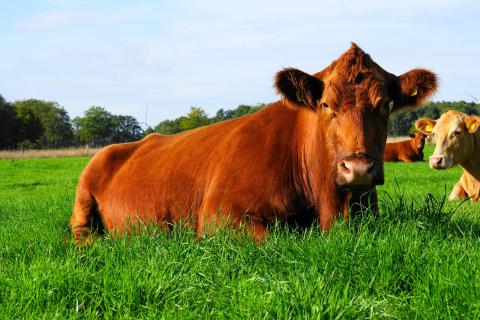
[429,155,445,169]
[337,158,376,186]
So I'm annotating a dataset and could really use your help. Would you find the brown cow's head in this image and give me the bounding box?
[409,132,427,154]
[275,43,438,191]
[416,110,480,169]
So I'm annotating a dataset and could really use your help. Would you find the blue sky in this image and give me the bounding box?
[1,1,479,125]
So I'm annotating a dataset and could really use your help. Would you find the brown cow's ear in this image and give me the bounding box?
[274,68,324,110]
[392,68,438,113]
[465,115,480,133]
[415,118,436,135]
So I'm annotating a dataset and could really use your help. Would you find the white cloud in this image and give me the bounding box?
[3,0,480,122]
[175,0,472,22]
[44,0,77,5]
[17,7,145,30]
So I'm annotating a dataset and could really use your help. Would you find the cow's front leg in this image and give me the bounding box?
[317,189,344,231]
[398,156,413,163]
[448,182,468,201]
[198,199,268,242]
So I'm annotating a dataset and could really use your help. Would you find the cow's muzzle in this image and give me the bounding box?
[429,155,452,169]
[336,153,382,188]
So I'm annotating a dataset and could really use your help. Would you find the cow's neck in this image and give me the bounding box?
[292,109,338,208]
[461,131,480,180]
[409,140,419,157]
[410,139,425,159]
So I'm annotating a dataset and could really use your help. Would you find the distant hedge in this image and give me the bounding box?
[388,101,479,136]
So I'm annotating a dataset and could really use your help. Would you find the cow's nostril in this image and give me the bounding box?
[339,160,352,173]
[337,158,376,187]
[429,155,446,169]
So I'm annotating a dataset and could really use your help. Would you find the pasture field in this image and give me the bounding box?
[0,145,479,319]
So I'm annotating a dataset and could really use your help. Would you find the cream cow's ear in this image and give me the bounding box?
[465,115,480,133]
[415,118,436,135]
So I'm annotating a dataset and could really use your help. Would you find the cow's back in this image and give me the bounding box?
[384,139,421,162]
[384,140,406,161]
[88,104,300,232]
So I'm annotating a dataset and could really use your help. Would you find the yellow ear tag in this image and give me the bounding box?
[425,124,433,133]
[296,90,303,102]
[469,122,477,132]
[410,87,418,97]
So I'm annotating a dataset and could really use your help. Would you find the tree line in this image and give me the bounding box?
[388,100,479,136]
[0,94,478,150]
[0,95,265,150]
[0,96,143,149]
[145,104,265,135]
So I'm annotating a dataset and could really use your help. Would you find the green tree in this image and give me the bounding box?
[179,107,210,131]
[74,106,114,147]
[213,104,265,123]
[233,104,265,117]
[14,99,74,148]
[212,108,227,123]
[151,104,266,135]
[14,102,43,147]
[154,119,182,135]
[388,101,480,136]
[232,104,253,117]
[143,127,156,135]
[0,96,20,149]
[111,115,144,143]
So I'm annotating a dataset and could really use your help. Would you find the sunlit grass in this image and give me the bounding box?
[0,145,479,318]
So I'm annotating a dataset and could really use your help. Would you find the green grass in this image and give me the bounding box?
[1,145,479,319]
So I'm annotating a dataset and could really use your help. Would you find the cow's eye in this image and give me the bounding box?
[321,102,329,109]
[450,131,462,138]
[379,99,392,115]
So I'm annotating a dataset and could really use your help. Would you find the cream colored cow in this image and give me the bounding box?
[416,110,480,201]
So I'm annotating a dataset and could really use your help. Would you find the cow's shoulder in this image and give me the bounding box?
[394,138,414,150]
[98,141,139,162]
[140,132,165,142]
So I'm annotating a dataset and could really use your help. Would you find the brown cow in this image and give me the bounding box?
[71,43,437,244]
[384,132,427,162]
[416,110,480,201]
